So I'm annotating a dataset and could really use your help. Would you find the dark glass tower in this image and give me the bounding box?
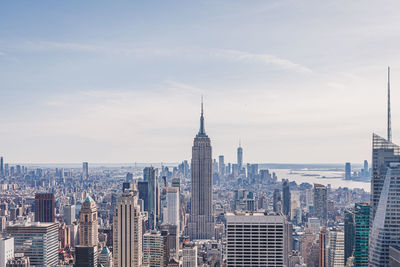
[354,202,369,267]
[282,179,291,216]
[187,101,214,240]
[35,193,55,222]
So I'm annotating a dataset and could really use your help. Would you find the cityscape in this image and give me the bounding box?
[2,1,400,267]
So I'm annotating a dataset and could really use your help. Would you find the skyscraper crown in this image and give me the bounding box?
[197,97,208,137]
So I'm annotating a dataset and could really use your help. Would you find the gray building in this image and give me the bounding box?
[144,166,158,230]
[187,101,214,240]
[282,179,291,217]
[313,184,327,226]
[64,204,75,225]
[237,142,243,170]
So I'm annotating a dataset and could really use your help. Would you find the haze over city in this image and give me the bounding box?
[2,1,400,163]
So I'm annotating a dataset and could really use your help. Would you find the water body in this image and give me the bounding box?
[268,168,370,192]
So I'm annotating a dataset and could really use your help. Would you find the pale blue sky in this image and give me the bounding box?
[1,0,400,163]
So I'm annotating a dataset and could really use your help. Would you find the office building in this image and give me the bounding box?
[6,256,30,267]
[144,166,158,230]
[344,210,355,264]
[182,243,197,267]
[369,163,400,266]
[160,224,179,261]
[187,101,215,240]
[99,247,113,267]
[345,162,351,180]
[164,187,179,229]
[319,228,327,267]
[138,181,149,211]
[34,193,55,223]
[113,187,142,267]
[75,246,98,267]
[143,231,166,267]
[226,212,288,266]
[82,162,89,179]
[64,204,76,225]
[389,246,400,267]
[354,202,369,267]
[237,141,243,170]
[282,179,291,217]
[0,157,3,177]
[273,189,282,213]
[6,222,58,267]
[0,237,14,267]
[314,184,327,226]
[327,230,345,267]
[79,196,98,247]
[218,155,225,176]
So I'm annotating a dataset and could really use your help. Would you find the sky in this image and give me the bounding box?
[1,0,400,164]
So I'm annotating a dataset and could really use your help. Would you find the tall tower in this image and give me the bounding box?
[79,196,98,247]
[282,179,291,217]
[35,193,55,223]
[187,100,214,240]
[388,66,392,143]
[82,162,89,179]
[313,184,327,226]
[113,186,143,267]
[237,141,243,170]
[144,166,157,230]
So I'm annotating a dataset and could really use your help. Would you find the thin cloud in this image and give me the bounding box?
[215,49,313,74]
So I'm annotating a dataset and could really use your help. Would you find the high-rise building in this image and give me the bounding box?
[327,230,345,267]
[0,237,14,267]
[75,246,98,267]
[314,184,327,226]
[99,247,113,267]
[226,212,289,266]
[6,222,58,267]
[160,224,179,261]
[0,157,3,177]
[34,193,55,222]
[138,181,149,211]
[369,163,400,266]
[143,231,166,267]
[113,188,142,267]
[187,101,214,240]
[345,162,351,180]
[144,166,158,230]
[353,202,369,267]
[218,155,225,176]
[273,189,282,213]
[237,141,243,170]
[79,196,98,247]
[82,162,89,179]
[64,204,76,225]
[182,243,197,267]
[319,228,327,267]
[164,187,179,229]
[282,179,291,217]
[6,256,30,267]
[344,210,355,264]
[389,246,400,266]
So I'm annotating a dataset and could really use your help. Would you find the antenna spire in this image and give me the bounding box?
[388,66,392,142]
[198,96,206,136]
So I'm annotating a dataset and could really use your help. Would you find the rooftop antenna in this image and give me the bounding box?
[388,66,392,142]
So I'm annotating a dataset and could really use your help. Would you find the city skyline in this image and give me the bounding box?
[2,1,400,163]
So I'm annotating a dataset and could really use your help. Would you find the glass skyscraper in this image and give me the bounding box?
[354,202,369,267]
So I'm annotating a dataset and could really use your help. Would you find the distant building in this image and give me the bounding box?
[164,187,179,229]
[144,166,158,230]
[237,141,243,170]
[273,189,282,213]
[82,162,89,179]
[344,210,355,264]
[34,193,55,223]
[345,162,351,180]
[327,230,345,267]
[6,222,58,267]
[282,179,291,217]
[182,243,197,267]
[79,196,98,247]
[225,212,289,266]
[354,202,369,267]
[314,184,327,226]
[218,155,225,176]
[319,228,327,267]
[64,204,76,225]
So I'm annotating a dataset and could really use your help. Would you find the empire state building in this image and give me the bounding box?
[187,101,215,240]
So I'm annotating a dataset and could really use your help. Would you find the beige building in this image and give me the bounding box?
[79,196,98,247]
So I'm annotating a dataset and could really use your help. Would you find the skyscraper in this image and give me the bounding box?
[187,100,214,240]
[226,212,289,266]
[35,193,55,222]
[344,210,355,264]
[143,231,166,267]
[6,222,58,267]
[0,157,3,177]
[282,179,291,217]
[237,141,243,170]
[113,187,142,267]
[273,189,282,213]
[369,163,400,266]
[218,155,225,176]
[319,228,327,267]
[327,230,345,267]
[164,187,179,229]
[0,237,14,267]
[345,162,351,180]
[82,162,89,179]
[313,184,327,226]
[64,204,76,225]
[354,202,369,267]
[79,196,98,247]
[144,166,158,230]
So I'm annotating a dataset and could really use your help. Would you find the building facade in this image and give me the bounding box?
[34,193,55,223]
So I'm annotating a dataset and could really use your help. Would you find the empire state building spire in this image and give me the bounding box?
[197,97,207,137]
[388,66,392,142]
